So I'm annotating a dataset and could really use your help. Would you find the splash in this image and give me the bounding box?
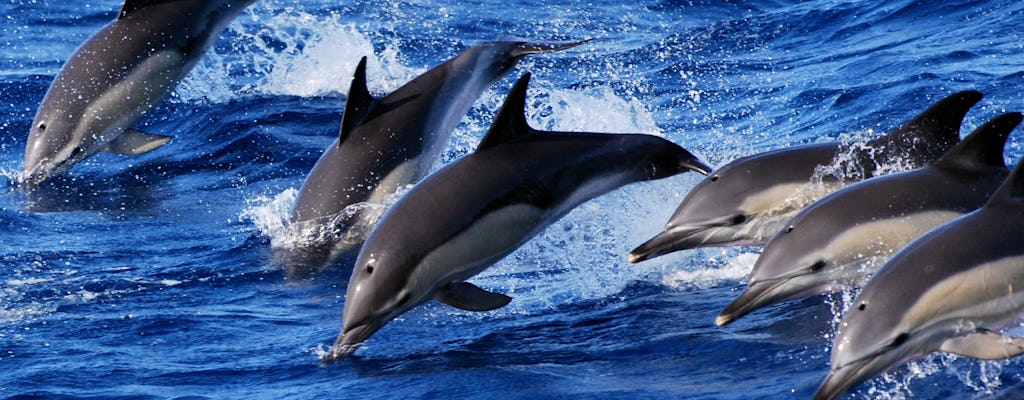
[241,185,412,253]
[175,6,423,102]
[534,85,663,134]
[662,251,757,290]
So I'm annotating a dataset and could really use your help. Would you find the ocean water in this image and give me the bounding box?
[2,0,1024,399]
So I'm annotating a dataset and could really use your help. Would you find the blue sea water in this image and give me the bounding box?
[2,0,1024,398]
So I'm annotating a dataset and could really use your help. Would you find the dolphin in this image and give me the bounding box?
[814,157,1024,400]
[20,0,257,186]
[322,74,710,361]
[281,40,587,277]
[716,112,1021,326]
[628,90,983,263]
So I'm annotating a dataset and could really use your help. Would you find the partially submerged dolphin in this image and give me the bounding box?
[323,74,710,361]
[282,40,586,277]
[814,157,1024,400]
[628,90,983,262]
[716,112,1021,326]
[21,0,257,185]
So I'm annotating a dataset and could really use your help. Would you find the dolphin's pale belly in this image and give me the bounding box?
[740,181,840,219]
[900,255,1024,333]
[365,158,420,204]
[735,180,844,242]
[409,204,546,301]
[820,210,965,283]
[77,50,187,153]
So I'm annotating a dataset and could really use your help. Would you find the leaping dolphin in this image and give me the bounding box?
[716,112,1021,326]
[21,0,257,186]
[628,90,983,263]
[323,74,710,362]
[281,40,587,278]
[814,157,1024,400]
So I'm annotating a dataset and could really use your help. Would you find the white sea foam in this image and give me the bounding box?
[177,6,422,102]
[661,252,756,290]
[240,188,299,248]
[534,85,663,134]
[241,185,412,252]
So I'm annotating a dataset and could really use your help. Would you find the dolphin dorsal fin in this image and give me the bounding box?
[119,0,159,19]
[934,112,1021,172]
[986,156,1024,206]
[869,90,983,150]
[338,57,376,146]
[476,73,536,152]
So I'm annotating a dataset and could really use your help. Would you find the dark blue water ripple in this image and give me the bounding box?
[2,0,1024,399]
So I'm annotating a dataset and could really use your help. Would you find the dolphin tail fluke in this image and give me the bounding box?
[934,112,1021,172]
[510,39,592,58]
[435,282,512,311]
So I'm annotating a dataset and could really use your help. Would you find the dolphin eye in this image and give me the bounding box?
[809,260,826,272]
[891,333,909,347]
[709,175,719,182]
[785,226,794,233]
[857,303,866,311]
[729,214,747,225]
[69,146,84,158]
[365,266,374,274]
[37,123,46,131]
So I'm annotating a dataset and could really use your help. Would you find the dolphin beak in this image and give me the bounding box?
[629,225,715,263]
[19,163,52,187]
[682,157,712,176]
[813,358,874,400]
[322,323,372,363]
[716,280,780,326]
[322,316,387,363]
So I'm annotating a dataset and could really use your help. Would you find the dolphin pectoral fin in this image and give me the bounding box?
[940,330,1024,360]
[103,129,172,155]
[435,282,512,312]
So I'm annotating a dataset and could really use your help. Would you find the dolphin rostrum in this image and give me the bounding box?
[814,156,1024,400]
[628,90,983,263]
[281,40,587,277]
[21,0,257,185]
[716,112,1021,326]
[323,74,711,361]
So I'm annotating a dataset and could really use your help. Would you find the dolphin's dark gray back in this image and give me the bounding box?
[361,73,708,274]
[290,41,586,224]
[987,154,1024,207]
